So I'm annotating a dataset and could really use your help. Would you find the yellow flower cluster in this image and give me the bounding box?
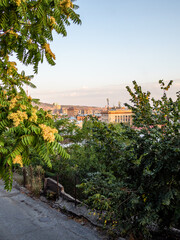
[9,95,23,109]
[60,0,73,8]
[20,104,27,110]
[8,110,28,127]
[16,95,22,100]
[46,113,53,119]
[13,155,23,167]
[9,97,17,110]
[142,194,147,202]
[29,108,37,122]
[60,0,73,18]
[50,16,56,25]
[43,43,56,60]
[13,0,21,6]
[9,30,18,38]
[39,124,58,142]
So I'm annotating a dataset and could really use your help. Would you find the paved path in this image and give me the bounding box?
[0,180,104,240]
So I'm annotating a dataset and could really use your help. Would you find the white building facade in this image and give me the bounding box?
[101,109,133,125]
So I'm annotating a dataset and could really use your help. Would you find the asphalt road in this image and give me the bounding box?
[0,180,103,240]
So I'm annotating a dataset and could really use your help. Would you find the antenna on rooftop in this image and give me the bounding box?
[118,101,121,108]
[106,98,109,109]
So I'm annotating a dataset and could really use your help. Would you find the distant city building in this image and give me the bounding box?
[76,120,83,128]
[101,108,133,125]
[78,109,84,115]
[67,107,79,117]
[33,102,104,119]
[83,108,93,115]
[53,103,61,109]
[77,115,86,121]
[61,107,68,115]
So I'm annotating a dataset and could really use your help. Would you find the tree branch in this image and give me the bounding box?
[0,28,13,38]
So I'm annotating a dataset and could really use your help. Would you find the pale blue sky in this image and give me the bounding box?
[22,0,180,106]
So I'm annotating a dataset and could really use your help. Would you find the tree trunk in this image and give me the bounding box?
[23,167,27,187]
[56,175,59,200]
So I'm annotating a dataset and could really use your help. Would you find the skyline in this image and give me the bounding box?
[29,79,180,107]
[17,0,180,105]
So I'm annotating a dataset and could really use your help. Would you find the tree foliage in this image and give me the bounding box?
[0,0,81,72]
[0,0,81,190]
[78,81,180,239]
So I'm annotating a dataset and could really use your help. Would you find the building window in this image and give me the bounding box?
[115,116,117,122]
[123,115,125,122]
[126,116,128,122]
[118,116,120,123]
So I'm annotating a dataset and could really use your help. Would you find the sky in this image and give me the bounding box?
[19,0,180,106]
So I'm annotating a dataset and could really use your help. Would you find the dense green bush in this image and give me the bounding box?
[78,80,180,239]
